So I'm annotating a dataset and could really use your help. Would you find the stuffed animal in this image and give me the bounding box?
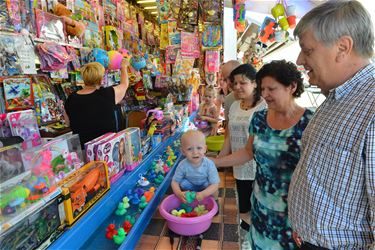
[53,2,85,38]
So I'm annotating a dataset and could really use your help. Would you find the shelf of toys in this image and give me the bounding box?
[48,130,184,250]
[0,0,164,140]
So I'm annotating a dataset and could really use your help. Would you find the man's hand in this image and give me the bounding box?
[292,231,303,247]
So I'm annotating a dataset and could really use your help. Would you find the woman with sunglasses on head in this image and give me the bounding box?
[213,60,314,249]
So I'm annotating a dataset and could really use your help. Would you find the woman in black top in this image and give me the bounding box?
[64,60,129,147]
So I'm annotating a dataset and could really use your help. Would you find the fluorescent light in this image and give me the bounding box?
[151,11,158,15]
[144,6,157,10]
[137,0,156,3]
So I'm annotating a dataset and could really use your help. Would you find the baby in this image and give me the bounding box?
[195,86,219,136]
[171,130,220,203]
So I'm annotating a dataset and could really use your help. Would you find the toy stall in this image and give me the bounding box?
[0,0,223,249]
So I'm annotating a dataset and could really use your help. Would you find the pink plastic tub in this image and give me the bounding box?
[159,194,218,236]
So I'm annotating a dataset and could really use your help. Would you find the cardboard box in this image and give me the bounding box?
[60,161,109,226]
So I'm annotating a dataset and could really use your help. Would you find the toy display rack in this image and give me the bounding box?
[48,132,183,249]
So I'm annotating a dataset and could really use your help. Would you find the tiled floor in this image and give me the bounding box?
[135,167,241,250]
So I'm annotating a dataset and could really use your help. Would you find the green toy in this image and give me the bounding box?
[113,228,126,245]
[115,202,127,216]
[185,191,196,203]
[125,215,136,225]
[180,203,193,213]
[139,196,148,209]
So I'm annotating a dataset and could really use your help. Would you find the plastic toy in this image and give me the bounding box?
[137,175,149,187]
[233,0,246,32]
[125,215,135,225]
[105,223,117,239]
[122,196,130,209]
[181,211,198,218]
[113,228,126,245]
[154,174,164,185]
[35,9,66,43]
[143,187,155,202]
[185,191,196,204]
[180,203,193,213]
[138,196,148,209]
[115,202,127,216]
[89,48,109,68]
[3,77,34,111]
[123,127,142,171]
[123,220,132,233]
[194,205,209,216]
[259,17,276,44]
[0,185,30,214]
[171,209,186,217]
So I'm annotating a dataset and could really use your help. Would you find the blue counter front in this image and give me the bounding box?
[48,132,183,250]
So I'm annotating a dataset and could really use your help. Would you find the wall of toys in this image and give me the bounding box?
[0,0,223,249]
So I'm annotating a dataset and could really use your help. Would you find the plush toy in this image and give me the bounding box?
[53,2,85,38]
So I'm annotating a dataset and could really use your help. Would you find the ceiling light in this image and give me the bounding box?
[144,6,157,10]
[151,11,158,15]
[137,0,156,3]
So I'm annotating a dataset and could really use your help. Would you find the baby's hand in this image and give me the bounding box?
[196,192,205,201]
[177,191,187,203]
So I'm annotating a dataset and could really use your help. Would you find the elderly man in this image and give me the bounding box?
[288,1,375,249]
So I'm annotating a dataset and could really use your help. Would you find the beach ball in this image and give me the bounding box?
[108,50,123,70]
[90,48,109,68]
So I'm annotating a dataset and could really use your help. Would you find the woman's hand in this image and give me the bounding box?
[121,59,129,71]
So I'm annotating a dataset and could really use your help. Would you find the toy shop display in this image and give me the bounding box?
[85,132,116,162]
[60,161,110,226]
[35,9,66,43]
[233,0,246,32]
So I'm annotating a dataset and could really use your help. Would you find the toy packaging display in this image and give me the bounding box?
[2,76,34,111]
[0,195,64,250]
[35,9,66,43]
[123,128,142,171]
[84,132,115,162]
[60,161,110,226]
[7,109,42,150]
[21,134,84,184]
[95,131,127,183]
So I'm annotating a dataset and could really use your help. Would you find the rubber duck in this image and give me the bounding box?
[137,176,150,186]
[154,174,164,185]
[113,228,126,245]
[185,191,196,203]
[163,164,170,174]
[115,202,127,216]
[123,220,132,233]
[122,196,130,209]
[180,203,193,213]
[139,196,148,209]
[194,204,208,216]
[171,209,186,217]
[125,215,136,225]
[105,223,117,239]
[143,187,155,202]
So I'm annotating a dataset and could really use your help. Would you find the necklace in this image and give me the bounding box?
[240,100,252,110]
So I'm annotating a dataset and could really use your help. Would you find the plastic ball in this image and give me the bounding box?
[90,48,109,68]
[108,50,123,70]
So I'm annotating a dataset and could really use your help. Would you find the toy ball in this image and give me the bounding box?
[130,56,146,71]
[90,48,109,68]
[119,49,132,59]
[108,50,124,70]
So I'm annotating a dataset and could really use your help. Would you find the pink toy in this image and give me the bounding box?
[95,131,126,184]
[7,110,42,150]
[84,133,115,162]
[107,50,123,70]
[159,194,218,236]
